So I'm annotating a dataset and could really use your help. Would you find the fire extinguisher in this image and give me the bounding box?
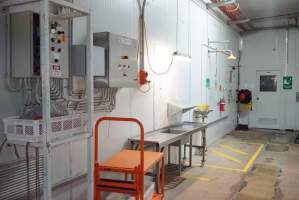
[219,98,225,112]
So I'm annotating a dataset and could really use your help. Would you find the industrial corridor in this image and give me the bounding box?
[0,0,299,200]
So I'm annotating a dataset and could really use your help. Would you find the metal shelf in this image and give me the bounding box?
[2,0,89,19]
[2,0,94,199]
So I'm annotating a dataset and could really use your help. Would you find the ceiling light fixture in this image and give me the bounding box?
[173,51,192,62]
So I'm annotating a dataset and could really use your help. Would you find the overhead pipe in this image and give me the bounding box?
[242,24,298,34]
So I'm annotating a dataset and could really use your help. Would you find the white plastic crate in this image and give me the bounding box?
[3,114,87,143]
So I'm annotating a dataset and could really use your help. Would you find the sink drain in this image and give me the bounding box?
[266,144,289,152]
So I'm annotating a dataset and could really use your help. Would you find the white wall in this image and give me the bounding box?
[240,29,299,130]
[0,0,239,198]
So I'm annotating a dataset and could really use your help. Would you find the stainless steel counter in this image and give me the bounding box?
[129,122,207,148]
[129,121,208,175]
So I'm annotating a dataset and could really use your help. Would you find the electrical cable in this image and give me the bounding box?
[35,147,40,200]
[144,22,174,75]
[26,142,31,200]
[0,136,7,153]
[13,144,20,159]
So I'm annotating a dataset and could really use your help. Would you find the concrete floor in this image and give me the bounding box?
[165,129,299,200]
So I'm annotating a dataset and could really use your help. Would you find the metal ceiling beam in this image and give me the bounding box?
[228,19,251,25]
[242,24,298,35]
[206,0,236,9]
[250,12,299,23]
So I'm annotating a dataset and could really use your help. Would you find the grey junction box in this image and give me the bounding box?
[93,32,139,88]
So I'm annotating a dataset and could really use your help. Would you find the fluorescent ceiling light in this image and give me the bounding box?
[173,51,192,62]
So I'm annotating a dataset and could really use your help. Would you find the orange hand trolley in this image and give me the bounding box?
[94,117,165,200]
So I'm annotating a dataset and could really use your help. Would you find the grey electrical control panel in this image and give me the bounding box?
[93,32,138,88]
[10,11,69,78]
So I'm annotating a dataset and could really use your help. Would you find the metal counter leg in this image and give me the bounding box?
[155,144,161,193]
[168,145,171,165]
[201,129,207,167]
[183,144,187,163]
[189,135,193,167]
[178,141,182,176]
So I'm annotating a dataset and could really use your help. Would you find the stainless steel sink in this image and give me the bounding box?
[160,128,186,134]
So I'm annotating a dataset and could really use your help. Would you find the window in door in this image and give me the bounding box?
[260,75,277,92]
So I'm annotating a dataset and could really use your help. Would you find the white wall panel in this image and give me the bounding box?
[0,0,239,198]
[240,29,299,130]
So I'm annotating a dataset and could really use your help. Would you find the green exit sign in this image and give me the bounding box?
[283,76,292,90]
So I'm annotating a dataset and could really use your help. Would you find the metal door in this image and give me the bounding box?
[256,70,281,129]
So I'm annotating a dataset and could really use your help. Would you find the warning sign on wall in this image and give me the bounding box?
[283,76,293,90]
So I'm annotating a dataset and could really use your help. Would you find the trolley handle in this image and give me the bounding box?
[94,117,145,170]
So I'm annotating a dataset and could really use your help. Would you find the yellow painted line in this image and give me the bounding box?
[193,163,243,172]
[242,144,265,172]
[184,175,210,182]
[211,149,241,164]
[220,144,248,155]
[191,143,265,173]
[237,141,264,146]
[204,164,244,172]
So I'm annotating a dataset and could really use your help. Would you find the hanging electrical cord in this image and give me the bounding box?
[141,1,175,76]
[0,135,7,153]
[144,23,174,75]
[26,142,31,200]
[13,144,20,159]
[35,147,40,200]
[137,0,174,76]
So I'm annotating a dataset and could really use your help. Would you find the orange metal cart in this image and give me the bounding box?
[94,117,165,200]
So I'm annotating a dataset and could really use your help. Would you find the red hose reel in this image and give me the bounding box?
[238,89,252,104]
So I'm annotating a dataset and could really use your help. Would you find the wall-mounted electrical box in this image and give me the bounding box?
[10,11,69,78]
[93,32,138,88]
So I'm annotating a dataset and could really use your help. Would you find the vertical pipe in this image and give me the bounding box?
[86,10,95,200]
[40,0,52,199]
[285,29,289,76]
[283,29,289,130]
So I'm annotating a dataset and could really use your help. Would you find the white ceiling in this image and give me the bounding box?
[238,0,299,19]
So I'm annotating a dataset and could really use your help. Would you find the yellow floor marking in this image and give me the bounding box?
[211,149,241,164]
[204,164,244,172]
[191,144,265,173]
[242,144,265,172]
[220,144,248,155]
[237,141,264,145]
[184,175,210,182]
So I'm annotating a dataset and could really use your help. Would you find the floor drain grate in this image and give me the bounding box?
[266,144,289,152]
[165,164,186,190]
